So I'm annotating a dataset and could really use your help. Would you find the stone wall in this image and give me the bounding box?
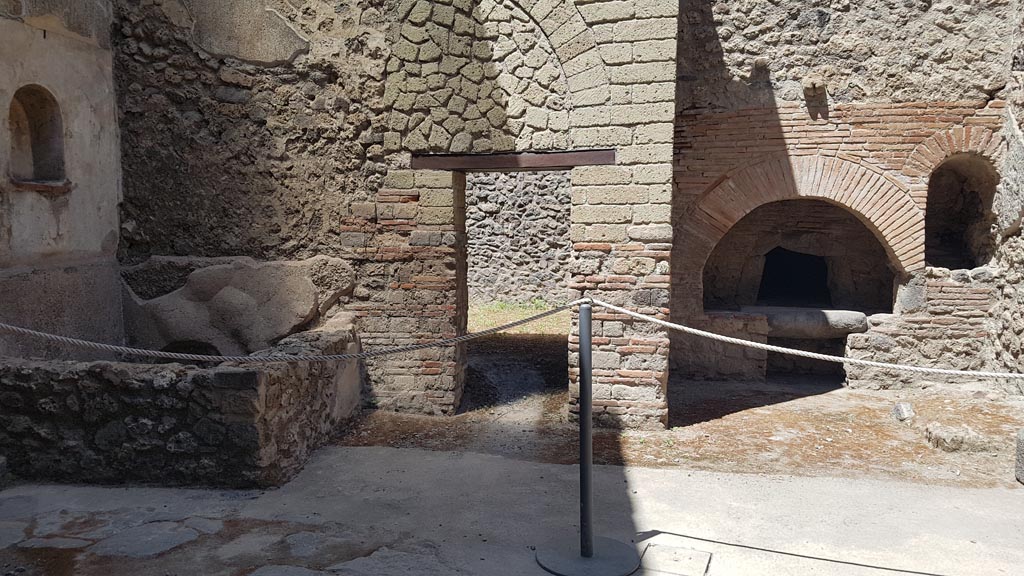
[113,0,386,263]
[385,0,572,153]
[0,317,362,488]
[111,0,681,427]
[846,268,1004,389]
[670,0,1024,388]
[0,2,124,359]
[678,0,1015,111]
[671,100,1009,382]
[465,171,570,304]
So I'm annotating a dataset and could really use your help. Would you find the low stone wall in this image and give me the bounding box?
[846,268,1003,390]
[0,316,361,488]
[670,311,768,381]
[465,171,571,305]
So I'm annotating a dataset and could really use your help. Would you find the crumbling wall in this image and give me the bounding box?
[113,0,387,263]
[846,268,1004,390]
[466,171,570,304]
[0,318,362,488]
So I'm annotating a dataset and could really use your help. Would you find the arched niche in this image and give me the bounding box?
[9,84,66,182]
[924,153,999,269]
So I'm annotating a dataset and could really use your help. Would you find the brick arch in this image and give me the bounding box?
[903,126,1006,180]
[679,154,925,277]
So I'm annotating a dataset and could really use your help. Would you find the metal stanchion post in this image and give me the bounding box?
[536,303,642,576]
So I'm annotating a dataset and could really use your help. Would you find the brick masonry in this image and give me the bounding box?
[671,100,1020,387]
[375,0,680,427]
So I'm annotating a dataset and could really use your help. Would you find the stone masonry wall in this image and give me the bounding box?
[846,268,1004,390]
[113,0,388,263]
[1,2,124,360]
[678,0,1015,111]
[111,0,680,426]
[993,235,1024,391]
[0,320,361,488]
[672,0,1024,387]
[466,171,570,304]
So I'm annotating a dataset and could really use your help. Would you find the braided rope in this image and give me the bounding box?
[0,300,587,364]
[1,297,1022,379]
[589,299,1024,380]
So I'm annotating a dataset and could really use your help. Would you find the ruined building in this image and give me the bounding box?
[1,0,1023,485]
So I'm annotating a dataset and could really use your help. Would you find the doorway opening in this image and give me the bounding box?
[459,170,571,423]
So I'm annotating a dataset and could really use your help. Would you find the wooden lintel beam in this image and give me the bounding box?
[410,150,616,172]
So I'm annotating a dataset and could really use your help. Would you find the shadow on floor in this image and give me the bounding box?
[668,374,844,429]
[458,333,568,414]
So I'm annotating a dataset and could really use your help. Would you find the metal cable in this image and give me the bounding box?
[588,298,1024,380]
[0,300,588,364]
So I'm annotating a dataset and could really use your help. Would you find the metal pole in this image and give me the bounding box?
[535,301,641,576]
[579,303,594,558]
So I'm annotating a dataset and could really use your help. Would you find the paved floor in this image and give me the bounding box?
[0,446,1020,576]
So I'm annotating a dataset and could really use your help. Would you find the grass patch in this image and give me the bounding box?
[468,300,572,335]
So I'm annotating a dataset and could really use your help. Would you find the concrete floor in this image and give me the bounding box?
[1,446,1021,576]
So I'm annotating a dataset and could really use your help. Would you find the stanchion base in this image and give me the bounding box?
[536,536,641,576]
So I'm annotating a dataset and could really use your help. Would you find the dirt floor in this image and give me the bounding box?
[338,332,1024,489]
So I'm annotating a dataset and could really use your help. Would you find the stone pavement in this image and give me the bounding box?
[0,446,1021,575]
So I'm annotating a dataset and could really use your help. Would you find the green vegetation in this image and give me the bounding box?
[467,300,572,335]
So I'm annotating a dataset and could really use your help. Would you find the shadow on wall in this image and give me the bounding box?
[670,0,793,390]
[113,0,389,263]
[668,0,934,424]
[925,153,1001,270]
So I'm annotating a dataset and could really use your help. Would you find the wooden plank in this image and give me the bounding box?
[410,150,616,172]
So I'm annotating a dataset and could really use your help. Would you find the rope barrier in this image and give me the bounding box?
[588,298,1024,380]
[0,299,588,364]
[0,296,1022,380]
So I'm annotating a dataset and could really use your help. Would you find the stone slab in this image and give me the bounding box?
[248,566,332,576]
[88,521,198,558]
[641,543,713,575]
[740,307,868,339]
[0,496,37,521]
[0,521,27,548]
[184,517,224,535]
[326,547,460,575]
